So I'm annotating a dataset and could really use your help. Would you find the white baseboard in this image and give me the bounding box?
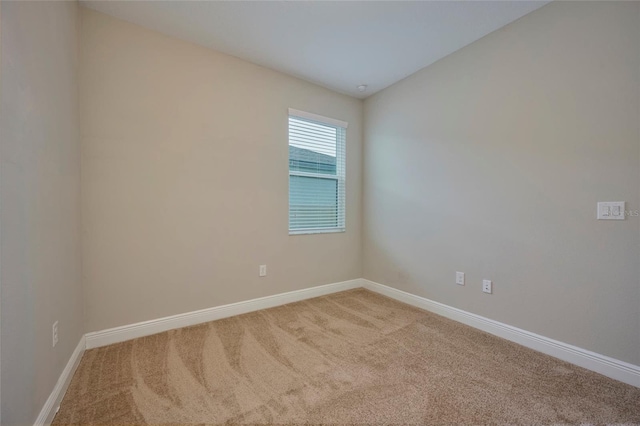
[362,279,640,388]
[35,278,638,426]
[85,279,363,349]
[33,336,86,426]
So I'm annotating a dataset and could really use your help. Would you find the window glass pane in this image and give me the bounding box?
[289,146,336,174]
[289,117,337,175]
[289,118,337,156]
[289,175,338,230]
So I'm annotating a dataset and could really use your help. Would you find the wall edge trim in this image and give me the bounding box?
[85,279,364,349]
[34,335,86,426]
[362,279,640,387]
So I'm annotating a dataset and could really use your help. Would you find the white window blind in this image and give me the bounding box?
[288,109,347,234]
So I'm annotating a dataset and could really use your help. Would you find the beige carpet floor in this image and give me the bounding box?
[54,289,640,425]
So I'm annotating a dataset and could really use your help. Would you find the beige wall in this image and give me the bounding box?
[79,8,363,333]
[363,1,640,365]
[0,1,84,424]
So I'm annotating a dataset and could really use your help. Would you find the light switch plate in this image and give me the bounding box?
[597,202,625,220]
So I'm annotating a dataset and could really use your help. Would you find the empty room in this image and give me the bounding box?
[1,0,639,424]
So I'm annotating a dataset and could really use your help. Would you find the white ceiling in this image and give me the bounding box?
[81,1,549,99]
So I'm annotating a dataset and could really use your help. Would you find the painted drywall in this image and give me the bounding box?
[0,1,84,424]
[80,8,363,332]
[363,1,640,365]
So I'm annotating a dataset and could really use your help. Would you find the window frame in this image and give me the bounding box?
[288,108,347,235]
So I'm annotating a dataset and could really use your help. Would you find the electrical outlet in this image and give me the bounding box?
[482,280,492,294]
[455,271,465,286]
[52,321,59,347]
[259,265,267,277]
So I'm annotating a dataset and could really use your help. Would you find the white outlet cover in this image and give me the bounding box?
[455,271,465,286]
[597,201,625,220]
[259,265,267,277]
[482,279,492,294]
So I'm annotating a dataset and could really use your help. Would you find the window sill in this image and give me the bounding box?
[289,228,345,236]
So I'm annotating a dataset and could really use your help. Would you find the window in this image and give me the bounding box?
[288,108,347,234]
